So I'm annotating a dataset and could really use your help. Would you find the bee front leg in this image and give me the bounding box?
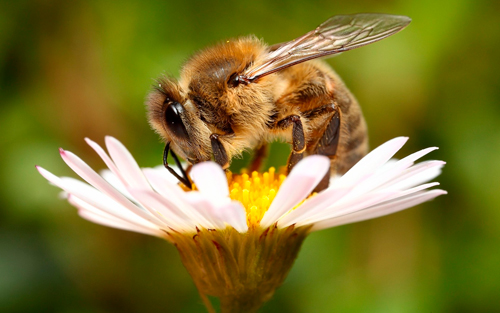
[210,134,230,170]
[274,115,306,173]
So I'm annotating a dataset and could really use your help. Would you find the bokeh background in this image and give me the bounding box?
[1,0,499,312]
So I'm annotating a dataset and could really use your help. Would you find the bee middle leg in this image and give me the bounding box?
[309,108,341,192]
[272,115,306,173]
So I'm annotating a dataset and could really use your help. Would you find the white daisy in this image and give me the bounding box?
[37,136,445,312]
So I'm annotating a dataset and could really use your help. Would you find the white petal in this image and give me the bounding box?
[190,162,229,204]
[128,189,196,232]
[184,192,227,229]
[37,166,157,229]
[379,147,438,177]
[379,161,445,191]
[396,147,438,167]
[335,137,408,187]
[142,168,184,195]
[142,168,215,229]
[68,194,120,218]
[260,155,330,228]
[214,201,248,233]
[385,182,440,200]
[85,138,127,186]
[61,177,156,228]
[58,149,157,223]
[100,169,133,199]
[285,181,439,229]
[105,136,151,190]
[98,169,152,214]
[295,191,397,227]
[310,190,447,231]
[278,187,352,228]
[346,147,438,197]
[69,195,163,237]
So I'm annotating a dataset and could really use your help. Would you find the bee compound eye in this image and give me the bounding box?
[164,101,190,140]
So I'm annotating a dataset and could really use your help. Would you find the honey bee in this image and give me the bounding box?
[147,13,411,191]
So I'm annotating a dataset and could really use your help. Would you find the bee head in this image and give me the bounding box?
[146,76,212,164]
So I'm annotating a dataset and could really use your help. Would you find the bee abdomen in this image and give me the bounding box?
[337,106,368,174]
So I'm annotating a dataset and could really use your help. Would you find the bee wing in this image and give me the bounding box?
[244,13,411,81]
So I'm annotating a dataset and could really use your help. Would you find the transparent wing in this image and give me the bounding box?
[243,13,411,81]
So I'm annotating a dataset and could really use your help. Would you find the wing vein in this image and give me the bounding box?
[244,13,411,81]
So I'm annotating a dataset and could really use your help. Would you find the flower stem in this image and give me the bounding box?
[219,294,265,313]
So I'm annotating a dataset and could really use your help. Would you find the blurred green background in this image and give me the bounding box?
[1,0,499,312]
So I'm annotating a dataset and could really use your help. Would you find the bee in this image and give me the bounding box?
[147,13,411,191]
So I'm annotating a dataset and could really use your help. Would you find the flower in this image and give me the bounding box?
[37,136,445,235]
[37,136,446,312]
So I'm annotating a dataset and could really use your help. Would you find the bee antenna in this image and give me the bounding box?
[163,143,192,189]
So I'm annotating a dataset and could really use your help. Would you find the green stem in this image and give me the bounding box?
[219,294,264,313]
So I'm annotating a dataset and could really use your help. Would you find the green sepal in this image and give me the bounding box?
[166,225,310,313]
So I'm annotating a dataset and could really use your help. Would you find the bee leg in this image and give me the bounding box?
[163,143,192,189]
[287,151,304,174]
[275,115,306,173]
[210,134,230,170]
[249,143,268,172]
[312,109,341,192]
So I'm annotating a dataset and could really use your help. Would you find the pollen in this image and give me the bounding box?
[226,167,286,228]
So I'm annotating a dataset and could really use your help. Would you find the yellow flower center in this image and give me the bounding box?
[226,167,286,228]
[188,166,313,229]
